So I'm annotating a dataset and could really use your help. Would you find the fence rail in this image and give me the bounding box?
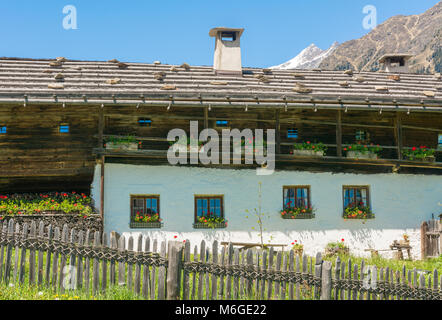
[0,218,441,300]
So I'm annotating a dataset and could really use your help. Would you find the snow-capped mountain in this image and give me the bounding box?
[270,41,339,70]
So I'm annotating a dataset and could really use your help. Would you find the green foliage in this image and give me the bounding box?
[344,142,382,154]
[343,206,373,219]
[196,215,227,228]
[106,135,137,145]
[402,146,435,160]
[326,241,348,250]
[0,192,94,218]
[293,141,327,153]
[133,212,161,223]
[280,206,314,219]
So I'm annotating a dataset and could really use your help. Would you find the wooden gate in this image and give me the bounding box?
[421,218,441,259]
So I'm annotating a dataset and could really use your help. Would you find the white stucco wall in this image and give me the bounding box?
[91,164,442,259]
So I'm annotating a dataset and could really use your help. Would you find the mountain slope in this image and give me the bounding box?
[319,1,442,73]
[270,42,339,70]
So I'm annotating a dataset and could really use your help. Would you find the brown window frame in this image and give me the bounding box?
[130,195,160,222]
[194,195,224,223]
[342,186,370,211]
[282,186,311,209]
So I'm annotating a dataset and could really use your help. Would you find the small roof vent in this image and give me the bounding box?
[379,54,413,73]
[209,27,244,75]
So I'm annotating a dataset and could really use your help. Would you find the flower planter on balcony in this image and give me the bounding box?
[292,150,324,158]
[193,222,227,229]
[130,221,163,229]
[106,142,138,151]
[346,151,378,160]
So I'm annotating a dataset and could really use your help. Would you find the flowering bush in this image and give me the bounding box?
[326,239,348,250]
[280,206,314,219]
[343,206,373,219]
[0,192,94,217]
[293,141,327,153]
[133,212,161,223]
[291,240,304,251]
[402,146,435,160]
[344,142,382,154]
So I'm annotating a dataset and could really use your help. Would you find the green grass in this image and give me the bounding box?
[0,282,143,300]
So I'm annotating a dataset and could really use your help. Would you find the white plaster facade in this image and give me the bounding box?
[91,164,441,259]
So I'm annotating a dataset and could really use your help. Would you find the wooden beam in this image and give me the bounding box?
[275,109,281,154]
[395,113,403,160]
[336,110,342,157]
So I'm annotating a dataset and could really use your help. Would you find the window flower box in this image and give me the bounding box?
[344,143,382,160]
[105,135,139,151]
[343,206,375,220]
[346,151,378,160]
[292,150,324,157]
[403,146,436,163]
[280,207,315,220]
[193,222,227,229]
[292,141,326,157]
[193,215,227,229]
[130,221,163,229]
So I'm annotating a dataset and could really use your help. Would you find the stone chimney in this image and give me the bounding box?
[379,54,413,73]
[209,27,244,75]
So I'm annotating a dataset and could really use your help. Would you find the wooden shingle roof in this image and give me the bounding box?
[0,57,441,112]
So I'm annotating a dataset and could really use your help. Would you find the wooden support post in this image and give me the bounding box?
[204,107,209,130]
[166,241,184,300]
[98,106,104,149]
[321,261,332,300]
[395,113,403,160]
[421,221,428,260]
[275,109,281,154]
[100,155,105,220]
[336,110,342,157]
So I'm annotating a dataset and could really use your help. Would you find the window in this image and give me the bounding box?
[438,133,442,149]
[287,128,298,139]
[138,118,152,127]
[194,196,225,228]
[59,124,69,133]
[0,126,6,134]
[343,186,374,219]
[343,186,369,209]
[216,120,229,127]
[355,130,367,142]
[130,195,161,228]
[283,186,310,209]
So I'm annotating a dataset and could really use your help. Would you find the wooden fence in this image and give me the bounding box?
[421,219,441,259]
[0,218,441,300]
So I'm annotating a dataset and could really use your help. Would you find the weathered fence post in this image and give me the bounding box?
[314,252,322,299]
[166,240,183,300]
[320,261,332,300]
[421,221,428,260]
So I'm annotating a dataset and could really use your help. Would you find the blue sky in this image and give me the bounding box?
[0,0,439,67]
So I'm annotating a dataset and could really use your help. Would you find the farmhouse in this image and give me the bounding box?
[0,28,441,258]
